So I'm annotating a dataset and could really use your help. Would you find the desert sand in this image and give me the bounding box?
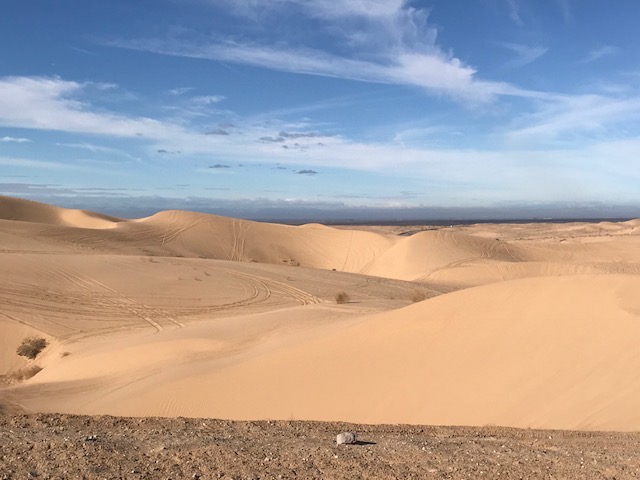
[2,194,640,431]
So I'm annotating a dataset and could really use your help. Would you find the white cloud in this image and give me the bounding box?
[115,37,519,103]
[215,0,406,20]
[108,0,532,103]
[506,93,640,143]
[189,95,225,106]
[0,136,31,143]
[580,46,620,64]
[0,76,187,139]
[301,0,406,19]
[2,74,638,205]
[168,87,193,96]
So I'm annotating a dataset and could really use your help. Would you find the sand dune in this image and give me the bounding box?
[0,195,121,229]
[14,274,640,431]
[2,195,640,431]
[361,229,557,281]
[0,195,579,283]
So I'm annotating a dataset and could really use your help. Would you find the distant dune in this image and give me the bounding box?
[0,195,579,283]
[2,195,640,431]
[0,195,122,228]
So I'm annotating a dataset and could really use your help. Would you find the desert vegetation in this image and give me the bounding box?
[16,336,48,360]
[335,291,351,304]
[409,290,428,302]
[10,365,42,382]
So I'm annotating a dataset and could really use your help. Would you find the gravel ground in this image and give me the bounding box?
[2,414,640,479]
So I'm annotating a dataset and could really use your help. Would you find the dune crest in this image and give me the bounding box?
[0,195,122,229]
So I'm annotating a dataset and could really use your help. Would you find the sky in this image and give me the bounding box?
[1,0,640,220]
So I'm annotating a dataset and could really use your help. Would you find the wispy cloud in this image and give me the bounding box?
[0,136,31,143]
[0,76,186,139]
[0,156,71,169]
[56,142,142,162]
[106,0,532,103]
[0,182,139,197]
[214,0,406,21]
[506,0,524,26]
[168,87,193,96]
[68,45,98,56]
[189,95,225,106]
[161,91,227,120]
[499,42,548,68]
[293,0,406,19]
[555,0,572,23]
[506,93,640,143]
[506,0,571,26]
[579,46,620,64]
[113,37,527,103]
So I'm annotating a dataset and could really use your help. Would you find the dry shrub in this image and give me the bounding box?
[335,291,351,304]
[5,365,43,383]
[16,336,48,359]
[409,290,428,303]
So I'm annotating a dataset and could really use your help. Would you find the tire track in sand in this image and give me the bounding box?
[219,267,322,306]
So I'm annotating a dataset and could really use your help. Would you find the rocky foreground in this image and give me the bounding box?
[1,414,640,479]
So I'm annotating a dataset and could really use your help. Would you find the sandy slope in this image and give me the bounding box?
[2,195,640,431]
[17,275,640,431]
[0,195,121,228]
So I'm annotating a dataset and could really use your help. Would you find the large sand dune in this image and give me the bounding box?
[2,195,640,430]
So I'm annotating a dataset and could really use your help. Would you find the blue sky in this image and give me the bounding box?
[1,0,639,219]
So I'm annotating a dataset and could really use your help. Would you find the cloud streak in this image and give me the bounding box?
[0,136,31,143]
[0,76,187,139]
[580,46,620,64]
[0,156,73,170]
[107,0,538,103]
[507,93,640,143]
[115,37,532,102]
[499,43,548,68]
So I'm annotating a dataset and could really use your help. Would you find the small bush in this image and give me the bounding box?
[16,337,48,359]
[3,365,43,384]
[335,291,351,304]
[409,290,428,303]
[14,365,43,381]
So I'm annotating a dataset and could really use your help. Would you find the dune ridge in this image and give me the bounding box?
[2,195,640,431]
[0,195,122,229]
[0,195,585,283]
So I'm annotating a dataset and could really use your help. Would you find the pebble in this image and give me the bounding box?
[336,432,357,445]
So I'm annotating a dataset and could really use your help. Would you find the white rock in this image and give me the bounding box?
[336,432,357,445]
